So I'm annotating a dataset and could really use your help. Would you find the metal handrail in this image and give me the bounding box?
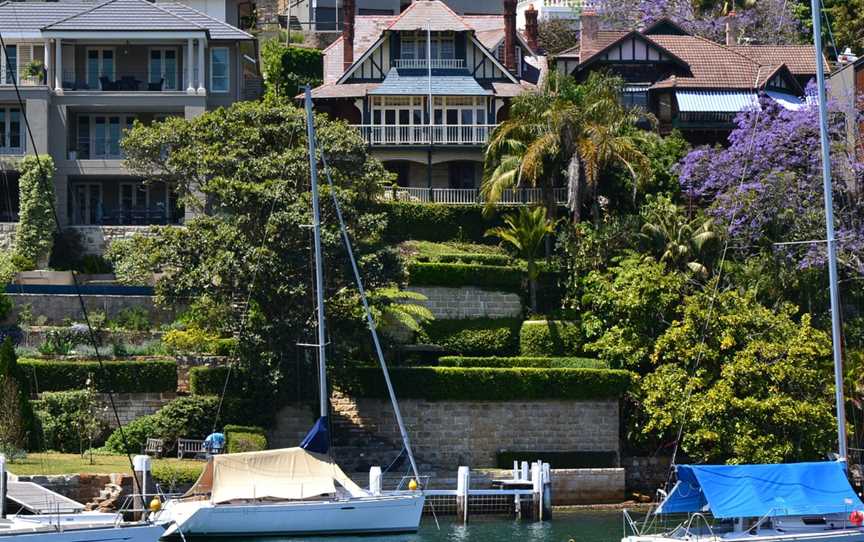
[683,512,716,540]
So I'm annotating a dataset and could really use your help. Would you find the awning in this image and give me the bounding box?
[657,462,863,519]
[675,90,805,113]
[369,68,491,96]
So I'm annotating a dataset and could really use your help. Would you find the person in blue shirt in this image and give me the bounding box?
[203,432,226,456]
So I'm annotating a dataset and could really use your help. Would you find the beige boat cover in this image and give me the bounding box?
[184,447,366,504]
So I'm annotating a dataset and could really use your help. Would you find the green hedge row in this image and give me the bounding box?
[379,202,502,243]
[407,262,523,292]
[520,320,583,356]
[19,359,177,393]
[188,365,233,395]
[414,253,513,266]
[419,318,521,356]
[496,450,618,469]
[438,356,607,369]
[338,367,634,401]
[227,431,267,453]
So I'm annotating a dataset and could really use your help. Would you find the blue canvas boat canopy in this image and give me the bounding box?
[657,462,863,519]
[369,68,491,96]
[675,90,804,113]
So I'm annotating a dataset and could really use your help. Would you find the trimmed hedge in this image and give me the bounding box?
[419,318,522,356]
[520,320,583,356]
[407,262,523,292]
[19,358,177,393]
[338,367,634,401]
[189,365,234,395]
[223,424,267,436]
[380,202,502,243]
[438,356,608,369]
[496,450,618,469]
[227,431,267,453]
[415,253,513,266]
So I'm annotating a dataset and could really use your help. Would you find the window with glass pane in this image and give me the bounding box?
[9,109,20,149]
[3,45,16,84]
[150,49,178,90]
[149,50,162,86]
[87,49,114,89]
[0,109,5,149]
[210,48,229,93]
[78,116,90,159]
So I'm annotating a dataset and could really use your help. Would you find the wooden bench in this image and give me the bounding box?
[177,438,205,459]
[143,438,164,458]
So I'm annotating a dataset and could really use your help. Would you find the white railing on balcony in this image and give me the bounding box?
[353,124,497,146]
[517,0,591,8]
[392,58,466,69]
[1,69,46,87]
[380,186,568,205]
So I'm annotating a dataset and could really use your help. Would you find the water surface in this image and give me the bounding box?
[237,510,623,542]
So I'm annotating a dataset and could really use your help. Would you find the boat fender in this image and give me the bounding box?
[408,479,419,491]
[850,510,863,526]
[149,497,162,513]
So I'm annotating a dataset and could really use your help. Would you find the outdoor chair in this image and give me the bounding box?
[147,78,164,91]
[143,437,165,458]
[177,438,206,459]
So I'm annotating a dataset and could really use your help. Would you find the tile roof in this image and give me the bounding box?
[729,45,823,76]
[386,0,470,32]
[647,34,765,89]
[322,15,394,83]
[369,68,491,95]
[0,0,251,39]
[578,30,627,61]
[310,82,380,98]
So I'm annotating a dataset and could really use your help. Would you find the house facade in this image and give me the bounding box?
[0,0,255,229]
[555,12,821,145]
[310,0,546,197]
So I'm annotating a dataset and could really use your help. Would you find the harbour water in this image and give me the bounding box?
[233,511,622,542]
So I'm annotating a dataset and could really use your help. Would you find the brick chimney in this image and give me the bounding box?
[725,10,738,46]
[524,4,539,52]
[343,0,356,71]
[503,0,517,73]
[580,6,598,45]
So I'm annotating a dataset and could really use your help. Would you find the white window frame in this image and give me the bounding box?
[432,96,488,126]
[86,47,116,90]
[209,47,229,94]
[81,114,135,159]
[1,44,17,85]
[148,47,179,91]
[400,32,455,60]
[72,182,103,225]
[0,106,23,154]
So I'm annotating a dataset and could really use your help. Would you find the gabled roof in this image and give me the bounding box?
[43,0,204,32]
[369,68,491,95]
[386,0,470,32]
[578,30,689,69]
[730,45,824,77]
[643,18,690,36]
[0,0,251,40]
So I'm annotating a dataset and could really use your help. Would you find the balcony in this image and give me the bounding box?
[380,186,568,205]
[0,68,46,87]
[61,71,188,92]
[353,124,498,146]
[392,59,466,70]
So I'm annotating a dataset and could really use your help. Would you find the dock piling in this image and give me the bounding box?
[456,466,470,523]
[532,462,542,520]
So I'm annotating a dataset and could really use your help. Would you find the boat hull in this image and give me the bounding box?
[624,528,864,542]
[161,493,425,537]
[0,522,164,542]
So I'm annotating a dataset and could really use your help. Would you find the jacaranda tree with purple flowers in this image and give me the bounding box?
[678,90,864,276]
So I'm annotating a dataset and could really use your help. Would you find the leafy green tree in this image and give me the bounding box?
[113,98,397,403]
[260,40,323,98]
[485,207,557,312]
[538,18,579,55]
[0,337,38,451]
[642,289,837,464]
[580,254,687,372]
[15,156,55,268]
[367,288,434,342]
[639,195,720,278]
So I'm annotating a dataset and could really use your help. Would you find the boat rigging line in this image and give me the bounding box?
[0,20,141,490]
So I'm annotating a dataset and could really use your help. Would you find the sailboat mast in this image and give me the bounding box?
[809,0,848,464]
[305,86,329,420]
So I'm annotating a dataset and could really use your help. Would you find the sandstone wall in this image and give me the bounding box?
[93,392,176,427]
[7,293,177,326]
[622,456,673,494]
[68,225,167,256]
[11,473,133,506]
[408,286,523,319]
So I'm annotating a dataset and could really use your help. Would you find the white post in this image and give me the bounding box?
[54,39,62,92]
[456,466,470,524]
[0,454,6,519]
[196,38,206,95]
[532,461,542,521]
[43,40,50,85]
[369,466,382,496]
[541,462,552,519]
[186,38,195,93]
[521,460,529,481]
[132,455,152,521]
[512,460,519,480]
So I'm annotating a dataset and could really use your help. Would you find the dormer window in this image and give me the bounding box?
[401,32,455,60]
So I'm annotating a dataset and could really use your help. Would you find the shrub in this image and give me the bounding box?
[189,366,235,395]
[37,326,90,355]
[110,307,151,332]
[163,328,237,356]
[338,367,634,401]
[226,431,267,453]
[103,414,160,454]
[32,389,106,453]
[223,424,267,436]
[496,450,617,469]
[260,40,323,97]
[0,293,11,322]
[0,338,38,450]
[19,359,177,393]
[520,320,582,356]
[419,318,522,356]
[380,203,503,243]
[407,262,523,292]
[152,461,204,492]
[15,156,55,267]
[437,356,607,369]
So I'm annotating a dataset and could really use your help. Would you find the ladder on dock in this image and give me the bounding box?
[5,481,85,514]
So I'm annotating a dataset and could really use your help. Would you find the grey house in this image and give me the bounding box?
[0,0,255,229]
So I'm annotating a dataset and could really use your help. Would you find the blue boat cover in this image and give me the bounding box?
[657,462,863,518]
[300,416,330,455]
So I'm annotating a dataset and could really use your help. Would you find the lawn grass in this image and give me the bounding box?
[7,452,198,476]
[399,240,507,260]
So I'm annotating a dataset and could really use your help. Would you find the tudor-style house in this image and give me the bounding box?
[310,0,547,196]
[555,11,821,145]
[0,0,256,229]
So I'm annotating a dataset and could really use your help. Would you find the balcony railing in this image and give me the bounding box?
[72,137,126,160]
[380,186,568,205]
[70,208,183,226]
[392,59,466,69]
[61,71,188,92]
[1,68,46,87]
[353,124,497,146]
[517,0,591,8]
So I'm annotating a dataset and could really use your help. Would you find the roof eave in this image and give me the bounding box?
[41,29,209,39]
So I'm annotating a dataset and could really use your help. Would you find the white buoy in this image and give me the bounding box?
[369,466,382,496]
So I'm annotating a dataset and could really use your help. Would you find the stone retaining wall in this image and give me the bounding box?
[68,225,167,256]
[94,392,176,427]
[11,473,133,505]
[622,456,673,494]
[175,355,231,393]
[0,222,16,251]
[407,286,523,319]
[7,293,177,326]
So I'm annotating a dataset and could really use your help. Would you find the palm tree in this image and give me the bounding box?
[482,71,654,224]
[485,207,557,312]
[639,195,721,277]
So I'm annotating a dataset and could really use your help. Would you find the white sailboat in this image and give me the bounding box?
[157,86,426,538]
[622,0,864,540]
